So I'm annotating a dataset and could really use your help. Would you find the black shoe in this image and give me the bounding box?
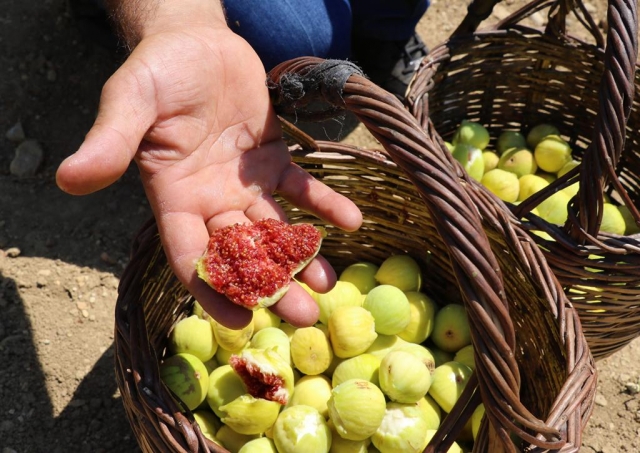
[351,33,428,100]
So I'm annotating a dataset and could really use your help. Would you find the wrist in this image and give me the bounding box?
[107,0,227,49]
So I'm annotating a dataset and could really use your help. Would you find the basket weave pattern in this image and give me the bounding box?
[406,0,640,360]
[114,53,597,452]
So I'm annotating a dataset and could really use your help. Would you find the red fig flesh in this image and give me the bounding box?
[196,218,324,310]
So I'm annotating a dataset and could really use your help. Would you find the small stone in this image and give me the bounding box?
[595,393,608,407]
[76,302,87,310]
[10,139,44,177]
[3,448,17,453]
[46,68,57,81]
[81,309,89,318]
[100,251,116,265]
[5,247,21,258]
[0,420,14,431]
[37,269,52,277]
[42,339,51,345]
[5,122,25,142]
[69,308,79,317]
[88,314,96,322]
[626,382,640,395]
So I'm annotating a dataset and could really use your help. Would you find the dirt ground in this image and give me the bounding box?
[1,0,639,452]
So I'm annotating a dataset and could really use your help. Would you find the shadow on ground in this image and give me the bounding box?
[0,272,139,452]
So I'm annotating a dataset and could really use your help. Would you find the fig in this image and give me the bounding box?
[498,147,537,177]
[453,120,490,150]
[472,403,485,441]
[481,168,519,202]
[391,342,436,373]
[250,327,291,365]
[160,353,210,411]
[600,203,626,235]
[371,402,429,453]
[168,315,218,362]
[378,351,431,403]
[428,361,473,413]
[197,218,324,310]
[328,306,378,358]
[216,425,259,453]
[374,255,422,292]
[207,364,247,418]
[482,151,500,173]
[452,143,485,182]
[339,261,380,294]
[211,317,254,352]
[526,123,560,148]
[315,280,363,325]
[252,308,282,332]
[288,374,333,418]
[365,334,404,361]
[534,135,572,173]
[238,437,278,453]
[398,291,437,344]
[328,419,371,452]
[557,159,580,178]
[536,171,557,183]
[416,395,442,430]
[229,348,295,405]
[453,344,475,371]
[518,174,549,201]
[497,130,527,154]
[619,205,640,234]
[290,326,333,375]
[430,304,472,353]
[219,394,281,435]
[328,379,387,441]
[273,405,332,453]
[363,285,411,335]
[332,353,382,388]
[193,410,222,444]
[429,347,454,367]
[537,190,570,225]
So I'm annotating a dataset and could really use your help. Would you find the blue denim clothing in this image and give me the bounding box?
[223,0,430,70]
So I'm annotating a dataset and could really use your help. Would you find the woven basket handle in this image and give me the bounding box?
[268,57,570,452]
[453,0,604,47]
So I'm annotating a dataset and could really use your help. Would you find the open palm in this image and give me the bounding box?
[57,26,362,328]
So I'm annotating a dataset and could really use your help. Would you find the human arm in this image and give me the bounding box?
[56,0,363,328]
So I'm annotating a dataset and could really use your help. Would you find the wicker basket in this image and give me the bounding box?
[405,0,640,360]
[115,55,596,452]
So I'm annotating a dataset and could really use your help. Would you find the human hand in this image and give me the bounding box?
[56,23,362,328]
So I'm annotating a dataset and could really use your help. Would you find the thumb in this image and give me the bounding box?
[56,61,157,195]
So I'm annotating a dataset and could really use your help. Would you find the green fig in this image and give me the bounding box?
[160,353,209,411]
[526,123,560,148]
[453,120,490,150]
[340,262,380,294]
[452,143,485,182]
[497,130,527,154]
[498,147,537,177]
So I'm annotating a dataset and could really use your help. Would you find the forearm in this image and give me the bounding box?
[105,0,227,49]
